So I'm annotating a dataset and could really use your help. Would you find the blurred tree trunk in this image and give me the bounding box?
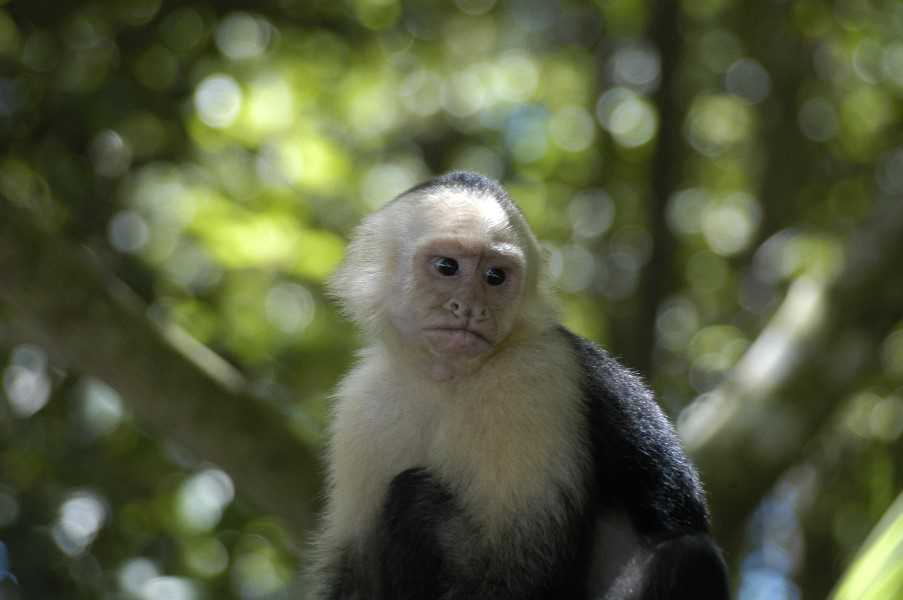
[0,200,321,549]
[742,3,817,247]
[629,0,683,377]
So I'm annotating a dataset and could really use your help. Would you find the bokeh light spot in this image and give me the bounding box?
[549,105,596,152]
[360,162,422,209]
[656,297,701,352]
[686,94,752,157]
[881,42,903,88]
[118,558,160,596]
[725,58,771,104]
[3,344,51,418]
[215,13,272,60]
[265,282,315,334]
[596,87,658,148]
[667,188,708,236]
[505,105,548,162]
[75,377,124,439]
[194,74,243,129]
[701,192,761,256]
[246,75,295,134]
[53,491,107,556]
[184,537,230,578]
[798,97,839,142]
[231,535,291,598]
[109,210,150,253]
[568,190,614,240]
[142,576,200,600]
[492,52,539,102]
[558,244,596,293]
[91,130,133,177]
[400,69,443,117]
[610,42,660,92]
[177,469,235,532]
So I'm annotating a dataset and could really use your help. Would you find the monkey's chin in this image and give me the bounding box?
[423,328,493,357]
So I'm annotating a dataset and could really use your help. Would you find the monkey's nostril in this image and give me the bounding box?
[445,299,464,315]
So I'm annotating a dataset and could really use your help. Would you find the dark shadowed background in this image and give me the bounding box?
[1,0,902,598]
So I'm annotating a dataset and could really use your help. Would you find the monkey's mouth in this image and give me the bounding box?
[423,328,492,356]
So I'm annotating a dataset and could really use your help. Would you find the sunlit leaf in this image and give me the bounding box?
[832,492,903,600]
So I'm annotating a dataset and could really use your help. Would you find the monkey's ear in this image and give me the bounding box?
[327,210,399,333]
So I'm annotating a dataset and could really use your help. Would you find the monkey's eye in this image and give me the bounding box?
[486,267,506,286]
[433,257,459,276]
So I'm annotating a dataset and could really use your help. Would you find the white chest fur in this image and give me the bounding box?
[322,331,589,547]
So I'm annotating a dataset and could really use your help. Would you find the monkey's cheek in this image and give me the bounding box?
[423,329,493,357]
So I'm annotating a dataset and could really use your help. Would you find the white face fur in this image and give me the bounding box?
[391,200,524,356]
[329,184,551,381]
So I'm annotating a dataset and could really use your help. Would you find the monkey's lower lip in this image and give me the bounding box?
[424,328,492,355]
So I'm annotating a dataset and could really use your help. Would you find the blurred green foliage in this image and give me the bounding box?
[1,0,903,598]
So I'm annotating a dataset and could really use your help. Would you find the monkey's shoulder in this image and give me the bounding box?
[555,326,681,446]
[555,327,655,408]
[555,327,712,536]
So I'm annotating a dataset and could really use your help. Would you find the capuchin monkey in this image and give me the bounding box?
[310,171,729,599]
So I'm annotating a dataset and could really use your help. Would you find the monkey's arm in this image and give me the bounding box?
[562,328,730,599]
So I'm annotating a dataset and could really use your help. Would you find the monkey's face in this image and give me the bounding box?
[387,197,527,363]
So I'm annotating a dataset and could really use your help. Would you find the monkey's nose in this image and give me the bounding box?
[444,299,489,321]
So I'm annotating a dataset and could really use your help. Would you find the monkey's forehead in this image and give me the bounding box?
[412,188,513,233]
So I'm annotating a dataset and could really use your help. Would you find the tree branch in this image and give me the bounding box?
[0,200,321,548]
[682,196,903,556]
